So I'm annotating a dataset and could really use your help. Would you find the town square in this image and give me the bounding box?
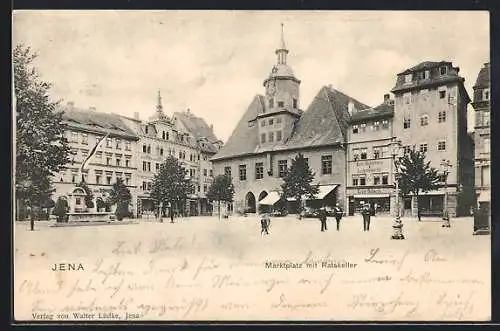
[13,11,490,321]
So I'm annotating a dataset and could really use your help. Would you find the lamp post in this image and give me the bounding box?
[441,159,452,228]
[391,138,404,240]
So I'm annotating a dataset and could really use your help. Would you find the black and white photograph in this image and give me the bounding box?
[13,10,491,321]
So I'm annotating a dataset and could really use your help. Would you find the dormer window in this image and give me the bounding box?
[269,98,274,109]
[440,66,447,75]
[421,70,429,80]
[483,88,490,101]
[352,125,359,134]
[145,126,149,134]
[405,74,412,83]
[277,101,284,108]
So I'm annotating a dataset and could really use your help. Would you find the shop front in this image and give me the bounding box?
[347,187,392,216]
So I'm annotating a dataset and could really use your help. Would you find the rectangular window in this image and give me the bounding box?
[125,141,131,151]
[321,155,333,175]
[360,123,367,132]
[278,160,288,178]
[483,138,490,153]
[125,159,130,167]
[269,98,274,109]
[115,139,121,149]
[277,101,284,108]
[125,174,131,186]
[382,146,389,158]
[204,169,207,176]
[224,166,232,177]
[372,121,380,131]
[276,131,282,141]
[71,132,78,143]
[404,93,411,104]
[352,125,359,134]
[440,66,447,75]
[116,158,121,167]
[160,148,164,156]
[420,143,428,153]
[95,175,101,184]
[147,145,151,154]
[420,115,429,126]
[143,144,147,153]
[106,138,113,148]
[261,133,266,143]
[405,74,412,83]
[373,147,381,159]
[106,157,111,166]
[439,90,446,99]
[210,169,213,177]
[81,133,88,145]
[438,141,446,151]
[255,162,264,179]
[204,185,207,192]
[143,161,147,171]
[293,98,297,109]
[147,162,151,172]
[382,119,389,129]
[96,151,102,160]
[481,166,490,186]
[106,176,112,185]
[353,149,359,161]
[404,118,411,129]
[352,178,359,186]
[404,145,413,154]
[239,165,246,181]
[156,163,160,171]
[360,148,367,160]
[438,111,446,123]
[72,174,76,183]
[359,177,366,186]
[382,174,389,185]
[483,89,490,101]
[268,132,274,143]
[276,117,282,124]
[269,118,274,126]
[373,176,381,185]
[147,182,152,191]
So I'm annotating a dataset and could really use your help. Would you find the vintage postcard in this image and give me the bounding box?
[13,10,491,322]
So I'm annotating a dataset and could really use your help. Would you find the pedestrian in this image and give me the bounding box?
[260,213,271,235]
[170,208,174,223]
[362,203,371,231]
[318,207,328,232]
[417,208,421,222]
[333,203,343,231]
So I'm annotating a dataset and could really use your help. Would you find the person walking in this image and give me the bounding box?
[333,203,343,231]
[362,203,371,231]
[260,213,271,235]
[318,207,328,232]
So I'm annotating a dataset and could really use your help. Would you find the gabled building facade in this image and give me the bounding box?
[391,61,475,217]
[346,94,396,216]
[211,27,369,215]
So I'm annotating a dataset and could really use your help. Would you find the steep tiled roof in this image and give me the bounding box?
[350,102,394,122]
[61,107,139,140]
[474,63,490,88]
[173,111,221,153]
[212,87,370,161]
[398,61,450,75]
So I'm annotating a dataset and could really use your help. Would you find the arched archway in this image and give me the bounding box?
[258,191,268,214]
[245,192,256,213]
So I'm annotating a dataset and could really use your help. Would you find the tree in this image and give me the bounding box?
[281,153,319,217]
[108,178,132,221]
[396,149,440,217]
[150,156,194,219]
[14,44,71,228]
[76,181,94,209]
[206,174,235,219]
[53,197,69,223]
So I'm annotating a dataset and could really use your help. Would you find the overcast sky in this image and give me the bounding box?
[13,10,489,141]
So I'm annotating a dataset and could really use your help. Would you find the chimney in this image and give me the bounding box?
[348,100,356,115]
[67,101,75,108]
[134,112,139,120]
[384,94,390,104]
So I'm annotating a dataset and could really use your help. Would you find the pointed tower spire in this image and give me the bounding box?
[156,89,163,114]
[275,22,289,65]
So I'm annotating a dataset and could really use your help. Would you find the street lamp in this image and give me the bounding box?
[440,159,452,228]
[391,138,404,240]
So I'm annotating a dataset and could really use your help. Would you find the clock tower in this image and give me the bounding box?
[262,23,301,116]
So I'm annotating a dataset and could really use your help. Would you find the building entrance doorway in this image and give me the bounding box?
[245,192,256,213]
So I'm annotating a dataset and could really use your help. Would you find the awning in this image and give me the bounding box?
[353,194,390,199]
[316,184,339,200]
[478,190,491,202]
[259,192,281,205]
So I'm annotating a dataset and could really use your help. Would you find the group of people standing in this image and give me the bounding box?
[260,202,376,235]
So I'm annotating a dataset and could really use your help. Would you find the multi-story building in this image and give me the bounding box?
[211,27,369,214]
[346,94,395,215]
[391,61,475,217]
[52,102,140,213]
[472,62,490,234]
[119,92,221,217]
